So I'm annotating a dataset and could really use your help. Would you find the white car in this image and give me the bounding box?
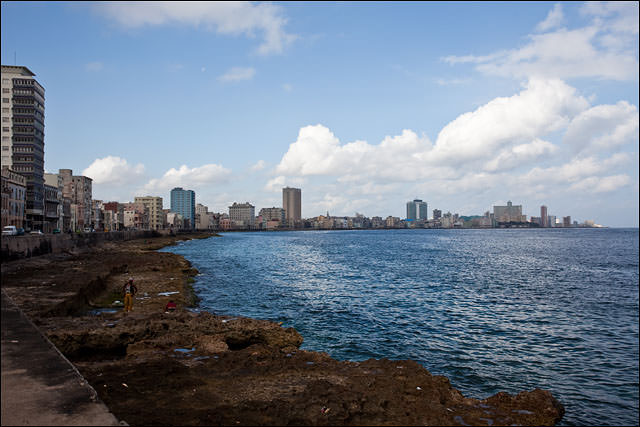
[30,230,44,235]
[2,225,18,235]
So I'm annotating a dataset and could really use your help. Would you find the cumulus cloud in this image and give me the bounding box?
[426,78,587,167]
[218,66,255,82]
[275,79,593,184]
[95,1,296,55]
[443,2,639,80]
[536,3,565,32]
[82,156,145,185]
[250,160,266,171]
[143,163,231,192]
[564,101,639,154]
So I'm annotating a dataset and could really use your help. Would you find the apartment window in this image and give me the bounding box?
[2,98,9,103]
[2,108,9,113]
[2,127,9,132]
[2,88,9,93]
[2,117,9,122]
[2,146,9,151]
[2,79,9,84]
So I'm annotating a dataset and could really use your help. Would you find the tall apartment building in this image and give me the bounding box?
[406,199,428,220]
[563,216,572,228]
[229,202,255,227]
[135,196,165,230]
[195,203,210,230]
[1,65,46,230]
[283,187,301,223]
[59,169,92,231]
[170,187,195,229]
[540,205,549,228]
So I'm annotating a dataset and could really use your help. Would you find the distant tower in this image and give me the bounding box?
[283,187,301,222]
[540,205,548,228]
[406,199,428,220]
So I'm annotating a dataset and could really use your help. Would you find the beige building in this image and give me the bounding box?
[135,196,165,230]
[282,187,301,223]
[493,201,526,224]
[1,167,26,228]
[2,65,46,231]
[229,202,255,227]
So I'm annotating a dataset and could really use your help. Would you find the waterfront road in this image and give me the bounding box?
[1,289,121,426]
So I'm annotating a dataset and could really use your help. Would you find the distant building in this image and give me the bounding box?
[135,196,165,230]
[540,205,549,228]
[1,167,26,228]
[406,199,428,220]
[195,203,210,230]
[170,187,195,230]
[493,201,525,224]
[283,187,301,224]
[433,209,442,220]
[259,207,285,223]
[563,216,571,228]
[43,182,59,233]
[2,65,46,231]
[44,172,64,231]
[59,169,92,231]
[229,202,255,227]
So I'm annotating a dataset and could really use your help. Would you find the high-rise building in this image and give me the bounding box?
[1,65,46,230]
[406,199,428,220]
[283,187,301,222]
[170,187,195,229]
[259,207,285,222]
[433,209,442,220]
[135,196,165,230]
[563,216,572,228]
[540,205,548,228]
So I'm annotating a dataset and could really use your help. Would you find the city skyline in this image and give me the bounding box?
[1,2,638,226]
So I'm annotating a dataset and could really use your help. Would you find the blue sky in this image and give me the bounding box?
[2,1,638,226]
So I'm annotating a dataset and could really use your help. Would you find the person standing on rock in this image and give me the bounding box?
[122,278,137,313]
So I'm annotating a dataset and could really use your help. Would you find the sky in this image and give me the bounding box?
[1,1,638,227]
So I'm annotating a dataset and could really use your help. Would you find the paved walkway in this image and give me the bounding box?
[1,289,121,426]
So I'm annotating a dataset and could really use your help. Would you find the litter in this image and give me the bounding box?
[221,318,238,323]
[321,407,330,414]
[122,383,128,388]
[416,386,422,390]
[158,291,180,296]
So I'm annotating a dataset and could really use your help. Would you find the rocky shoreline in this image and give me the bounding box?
[0,232,565,426]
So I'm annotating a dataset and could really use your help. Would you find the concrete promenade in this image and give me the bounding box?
[1,289,121,426]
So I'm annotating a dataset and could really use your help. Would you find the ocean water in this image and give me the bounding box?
[161,228,639,426]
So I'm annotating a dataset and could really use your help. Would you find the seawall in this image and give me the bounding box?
[1,230,182,262]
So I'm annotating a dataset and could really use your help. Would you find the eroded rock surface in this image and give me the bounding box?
[1,233,564,426]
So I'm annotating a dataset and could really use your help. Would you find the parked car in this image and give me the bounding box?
[52,229,61,234]
[2,225,18,235]
[16,227,25,235]
[29,230,44,235]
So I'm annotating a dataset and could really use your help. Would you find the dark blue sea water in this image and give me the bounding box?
[161,229,639,426]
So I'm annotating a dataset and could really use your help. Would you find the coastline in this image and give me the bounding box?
[1,232,565,426]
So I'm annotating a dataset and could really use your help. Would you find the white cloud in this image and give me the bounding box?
[569,174,632,193]
[536,3,565,32]
[443,4,639,81]
[275,79,593,185]
[85,61,104,72]
[82,156,145,185]
[483,139,558,172]
[425,78,588,166]
[218,66,255,82]
[250,160,266,171]
[95,1,296,55]
[564,101,639,154]
[143,163,231,192]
